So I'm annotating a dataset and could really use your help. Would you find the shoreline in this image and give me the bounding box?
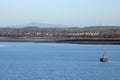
[0,38,120,45]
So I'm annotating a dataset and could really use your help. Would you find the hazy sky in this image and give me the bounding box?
[0,0,120,27]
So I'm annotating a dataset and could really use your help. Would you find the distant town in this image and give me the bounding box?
[0,26,120,38]
[0,26,120,44]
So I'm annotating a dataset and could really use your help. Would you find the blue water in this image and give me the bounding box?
[0,42,120,80]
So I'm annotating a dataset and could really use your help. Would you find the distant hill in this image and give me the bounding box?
[85,26,120,28]
[26,22,67,27]
[7,22,67,28]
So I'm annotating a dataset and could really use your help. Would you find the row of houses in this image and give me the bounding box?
[0,30,120,38]
[67,32,99,36]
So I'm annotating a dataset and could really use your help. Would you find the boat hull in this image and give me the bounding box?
[100,56,108,62]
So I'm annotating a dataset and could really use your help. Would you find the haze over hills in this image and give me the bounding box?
[5,22,67,28]
[0,22,120,28]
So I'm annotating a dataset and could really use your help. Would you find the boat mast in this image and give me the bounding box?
[102,48,105,57]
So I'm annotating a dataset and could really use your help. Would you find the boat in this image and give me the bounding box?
[100,49,108,62]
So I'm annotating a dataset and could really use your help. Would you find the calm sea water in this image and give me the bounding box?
[0,42,120,80]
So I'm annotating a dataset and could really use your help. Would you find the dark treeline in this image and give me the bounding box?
[0,26,120,38]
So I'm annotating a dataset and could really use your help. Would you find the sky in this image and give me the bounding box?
[0,0,120,27]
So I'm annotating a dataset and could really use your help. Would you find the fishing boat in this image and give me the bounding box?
[100,49,108,62]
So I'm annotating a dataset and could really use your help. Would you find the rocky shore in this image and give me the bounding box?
[0,37,120,45]
[57,38,120,45]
